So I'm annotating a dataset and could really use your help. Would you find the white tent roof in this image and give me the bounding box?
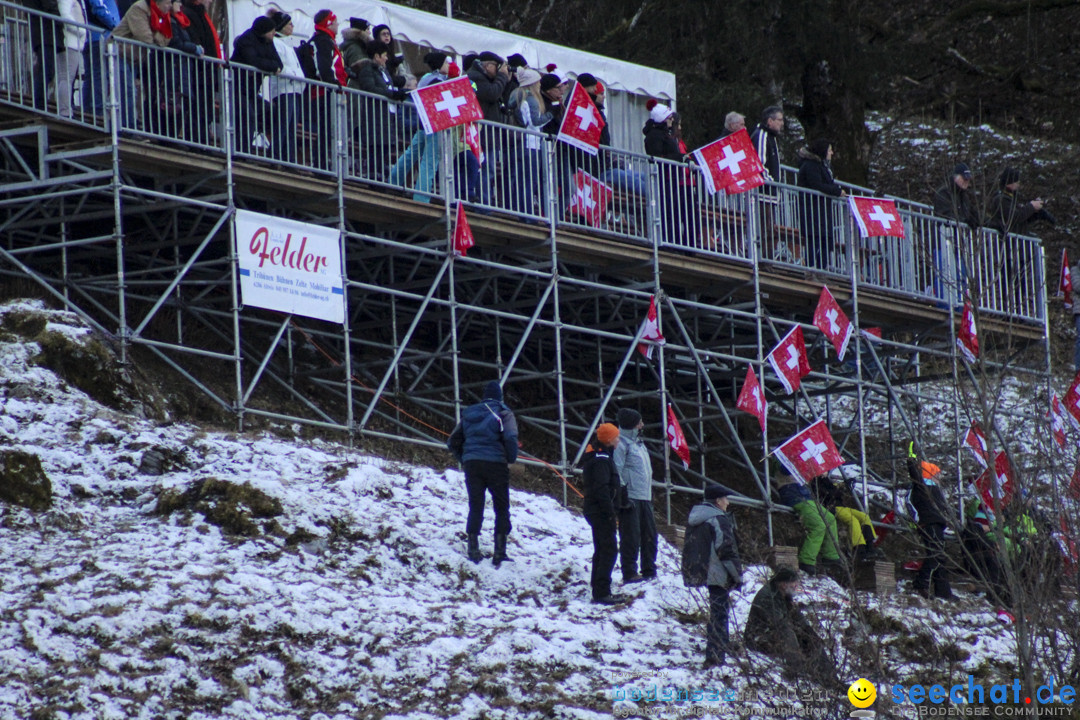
[233,0,676,101]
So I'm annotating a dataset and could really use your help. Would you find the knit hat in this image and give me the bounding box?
[953,162,972,179]
[271,12,292,31]
[349,17,368,30]
[423,51,448,72]
[540,74,562,92]
[447,61,461,79]
[252,16,276,35]
[596,423,620,448]
[616,408,641,430]
[999,166,1020,187]
[516,68,541,88]
[575,73,597,89]
[483,381,503,402]
[507,53,527,69]
[372,23,390,39]
[704,484,734,501]
[650,102,674,124]
[920,460,941,479]
[478,51,504,64]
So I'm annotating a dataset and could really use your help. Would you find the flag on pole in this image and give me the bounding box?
[974,451,1014,512]
[569,169,613,227]
[464,122,484,165]
[1050,394,1067,450]
[767,326,811,394]
[452,202,474,257]
[690,129,765,195]
[1065,371,1080,429]
[556,82,606,155]
[812,286,853,361]
[1060,249,1072,309]
[774,420,844,484]
[956,300,979,363]
[411,76,484,134]
[637,294,666,359]
[667,405,691,469]
[848,196,905,239]
[736,365,767,431]
[963,422,990,468]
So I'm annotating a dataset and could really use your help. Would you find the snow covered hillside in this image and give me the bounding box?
[0,300,1040,720]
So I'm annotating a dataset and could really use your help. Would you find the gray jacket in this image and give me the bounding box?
[687,503,742,588]
[613,428,652,501]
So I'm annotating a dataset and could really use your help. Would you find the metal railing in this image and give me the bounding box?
[0,1,1045,323]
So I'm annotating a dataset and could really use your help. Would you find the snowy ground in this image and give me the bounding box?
[0,300,1060,720]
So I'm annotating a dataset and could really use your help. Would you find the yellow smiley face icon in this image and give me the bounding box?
[848,678,876,708]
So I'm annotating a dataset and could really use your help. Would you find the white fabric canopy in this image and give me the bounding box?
[231,0,676,101]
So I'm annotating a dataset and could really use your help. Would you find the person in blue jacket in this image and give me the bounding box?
[81,0,124,118]
[447,380,519,566]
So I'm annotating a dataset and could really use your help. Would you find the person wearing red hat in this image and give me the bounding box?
[583,423,627,605]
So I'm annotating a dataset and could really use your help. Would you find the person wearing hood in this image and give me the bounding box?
[229,15,282,155]
[447,381,519,566]
[797,138,845,271]
[687,484,742,668]
[613,408,657,583]
[744,568,838,687]
[582,423,627,605]
[339,16,371,70]
[906,447,954,600]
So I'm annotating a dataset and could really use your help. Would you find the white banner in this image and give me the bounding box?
[234,210,344,324]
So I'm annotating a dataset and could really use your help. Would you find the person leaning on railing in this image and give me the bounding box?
[56,0,88,118]
[354,40,408,181]
[111,0,176,132]
[265,10,305,164]
[796,138,846,272]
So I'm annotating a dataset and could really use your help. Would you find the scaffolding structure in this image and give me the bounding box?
[0,3,1052,538]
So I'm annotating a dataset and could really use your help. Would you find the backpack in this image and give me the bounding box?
[295,40,318,80]
[681,520,716,588]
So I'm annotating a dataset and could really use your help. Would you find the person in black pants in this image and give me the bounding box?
[582,423,626,605]
[906,451,954,600]
[687,484,742,668]
[447,381,519,566]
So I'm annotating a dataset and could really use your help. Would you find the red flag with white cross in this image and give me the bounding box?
[767,326,811,394]
[774,420,844,484]
[963,422,990,468]
[452,202,474,257]
[1050,394,1067,450]
[1060,249,1072,309]
[848,196,905,239]
[812,286,853,361]
[725,170,764,195]
[570,169,613,227]
[974,451,1014,512]
[956,300,979,363]
[736,365,767,432]
[464,122,484,165]
[557,82,605,156]
[1065,371,1080,429]
[411,76,484,134]
[667,404,691,469]
[637,294,666,359]
[691,129,765,195]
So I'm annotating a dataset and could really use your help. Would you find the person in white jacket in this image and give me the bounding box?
[266,11,306,164]
[57,0,88,117]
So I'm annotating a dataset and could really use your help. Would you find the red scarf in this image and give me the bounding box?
[204,8,221,58]
[148,0,173,39]
[171,10,190,28]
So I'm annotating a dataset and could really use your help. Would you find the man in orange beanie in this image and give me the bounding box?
[583,423,627,605]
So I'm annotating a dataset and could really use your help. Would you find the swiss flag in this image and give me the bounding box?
[1065,371,1080,429]
[774,420,844,484]
[767,326,811,394]
[812,286,853,361]
[974,451,1014,512]
[411,77,484,134]
[1060,249,1073,309]
[464,122,484,165]
[736,365,767,432]
[570,169,613,227]
[691,129,765,195]
[848,196,905,239]
[637,294,666,359]
[725,171,764,195]
[963,422,990,468]
[1050,394,1067,450]
[556,82,605,156]
[667,405,691,469]
[956,300,978,363]
[452,202,474,257]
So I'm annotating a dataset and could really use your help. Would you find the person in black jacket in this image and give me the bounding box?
[230,16,282,154]
[355,41,406,180]
[906,451,954,600]
[797,138,846,271]
[24,0,62,111]
[582,423,627,605]
[932,163,981,229]
[988,166,1055,233]
[178,0,218,144]
[643,101,685,246]
[751,105,784,239]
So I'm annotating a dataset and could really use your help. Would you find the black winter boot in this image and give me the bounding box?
[467,533,482,563]
[493,533,513,567]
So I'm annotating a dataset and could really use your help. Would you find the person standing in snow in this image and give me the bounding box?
[906,448,954,600]
[582,423,627,605]
[447,381,519,566]
[687,484,742,668]
[613,408,657,584]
